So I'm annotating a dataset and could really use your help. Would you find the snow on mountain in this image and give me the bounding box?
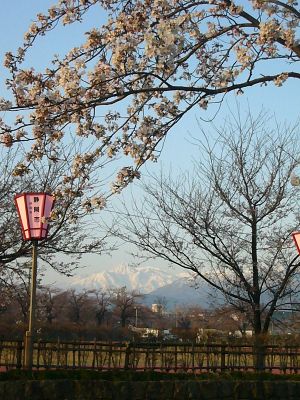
[65,264,224,308]
[69,264,189,294]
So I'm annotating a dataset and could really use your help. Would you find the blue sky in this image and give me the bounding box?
[0,1,299,284]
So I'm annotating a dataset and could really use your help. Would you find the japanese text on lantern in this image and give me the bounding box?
[26,194,43,238]
[14,192,54,241]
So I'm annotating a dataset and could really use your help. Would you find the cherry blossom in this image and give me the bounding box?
[0,0,298,197]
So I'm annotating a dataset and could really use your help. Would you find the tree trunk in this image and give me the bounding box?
[253,307,265,371]
[254,334,266,372]
[121,311,126,328]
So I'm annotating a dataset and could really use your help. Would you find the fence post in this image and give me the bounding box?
[221,341,226,372]
[92,338,97,369]
[16,341,23,369]
[124,342,132,370]
[36,339,41,369]
[57,337,60,368]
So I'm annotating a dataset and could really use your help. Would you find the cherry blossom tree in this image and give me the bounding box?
[0,0,299,195]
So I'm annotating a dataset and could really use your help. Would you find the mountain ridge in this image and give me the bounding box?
[66,264,221,308]
[69,264,190,294]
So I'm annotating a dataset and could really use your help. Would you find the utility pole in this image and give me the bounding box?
[134,307,138,327]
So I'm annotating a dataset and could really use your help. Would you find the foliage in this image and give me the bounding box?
[0,0,299,196]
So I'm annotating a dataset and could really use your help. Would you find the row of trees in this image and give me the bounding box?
[0,281,220,341]
[2,277,298,341]
[0,282,144,338]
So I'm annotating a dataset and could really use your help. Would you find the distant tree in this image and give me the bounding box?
[118,111,300,336]
[0,1,299,195]
[92,289,111,326]
[38,285,64,324]
[177,315,192,330]
[66,289,91,325]
[111,287,142,328]
[153,296,168,316]
[4,266,32,323]
[205,306,246,333]
[0,281,13,317]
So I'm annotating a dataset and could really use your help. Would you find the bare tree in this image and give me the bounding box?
[66,289,91,325]
[38,285,64,325]
[117,111,300,336]
[111,287,142,328]
[177,313,192,330]
[92,289,111,326]
[4,266,32,323]
[0,281,13,317]
[153,296,168,316]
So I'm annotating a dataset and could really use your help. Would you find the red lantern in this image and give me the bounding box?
[292,232,300,255]
[14,192,55,241]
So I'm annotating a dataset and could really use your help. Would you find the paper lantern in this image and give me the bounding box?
[14,193,55,241]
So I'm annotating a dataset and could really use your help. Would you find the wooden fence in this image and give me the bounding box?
[0,340,300,373]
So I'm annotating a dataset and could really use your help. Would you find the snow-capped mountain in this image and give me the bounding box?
[69,264,189,294]
[65,264,224,308]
